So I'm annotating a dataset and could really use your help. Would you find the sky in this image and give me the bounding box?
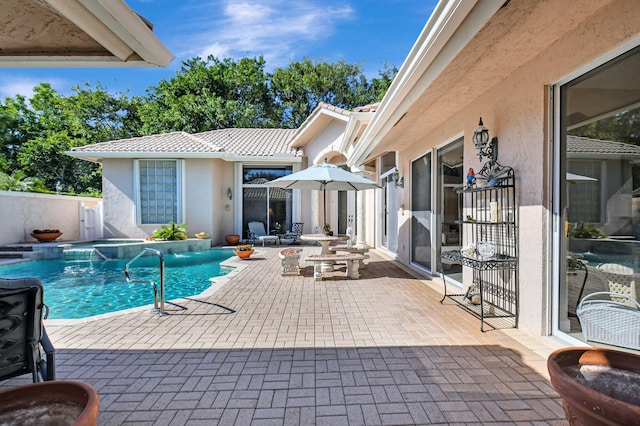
[0,0,437,100]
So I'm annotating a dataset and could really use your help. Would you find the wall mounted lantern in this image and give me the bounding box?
[392,171,404,188]
[227,187,232,200]
[473,117,498,165]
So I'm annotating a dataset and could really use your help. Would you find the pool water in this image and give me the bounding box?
[0,249,234,319]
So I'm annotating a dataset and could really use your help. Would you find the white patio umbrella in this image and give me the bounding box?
[267,159,380,226]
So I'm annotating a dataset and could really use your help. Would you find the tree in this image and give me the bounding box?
[138,56,278,134]
[1,83,137,195]
[270,58,396,128]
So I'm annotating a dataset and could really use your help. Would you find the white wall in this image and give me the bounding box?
[102,158,234,245]
[0,191,101,245]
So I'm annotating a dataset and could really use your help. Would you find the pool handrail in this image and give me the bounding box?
[124,248,167,316]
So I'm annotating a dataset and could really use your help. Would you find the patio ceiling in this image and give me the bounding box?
[350,0,617,165]
[0,0,173,67]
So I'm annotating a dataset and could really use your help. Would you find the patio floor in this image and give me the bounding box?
[1,246,569,425]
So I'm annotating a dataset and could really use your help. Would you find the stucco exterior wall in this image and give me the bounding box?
[102,158,138,238]
[0,191,100,244]
[102,158,234,244]
[393,0,640,335]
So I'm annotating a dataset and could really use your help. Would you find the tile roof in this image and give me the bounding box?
[567,135,640,156]
[194,128,299,157]
[70,128,301,158]
[71,131,221,154]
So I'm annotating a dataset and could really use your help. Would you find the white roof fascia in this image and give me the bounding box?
[31,0,173,68]
[67,151,302,164]
[225,154,302,163]
[340,111,373,153]
[80,0,173,67]
[348,0,503,167]
[289,107,350,147]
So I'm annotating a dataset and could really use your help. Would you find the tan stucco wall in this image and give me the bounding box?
[393,0,640,335]
[102,158,233,244]
[0,191,100,244]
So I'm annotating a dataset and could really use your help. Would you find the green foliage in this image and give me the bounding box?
[235,244,254,251]
[568,221,606,239]
[270,58,396,128]
[139,56,277,134]
[0,56,398,194]
[0,170,42,191]
[152,222,189,240]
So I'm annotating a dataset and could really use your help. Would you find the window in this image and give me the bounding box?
[242,165,292,236]
[135,160,182,224]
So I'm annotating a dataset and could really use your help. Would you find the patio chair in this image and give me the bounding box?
[247,221,278,246]
[284,222,304,243]
[0,277,55,382]
[595,263,638,307]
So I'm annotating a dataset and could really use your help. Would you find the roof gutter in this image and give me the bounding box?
[347,0,504,167]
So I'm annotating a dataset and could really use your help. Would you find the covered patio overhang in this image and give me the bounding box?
[0,0,173,67]
[348,0,618,167]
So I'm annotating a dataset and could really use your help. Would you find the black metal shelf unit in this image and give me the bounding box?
[440,164,518,331]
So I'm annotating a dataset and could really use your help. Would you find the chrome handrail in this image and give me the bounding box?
[125,248,167,316]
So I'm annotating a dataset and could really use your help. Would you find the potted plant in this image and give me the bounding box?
[30,229,63,242]
[151,222,188,240]
[233,244,254,259]
[323,224,333,236]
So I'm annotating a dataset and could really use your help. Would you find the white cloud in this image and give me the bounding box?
[0,75,70,99]
[177,0,354,67]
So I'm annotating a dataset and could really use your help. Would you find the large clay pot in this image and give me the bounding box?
[225,234,240,245]
[547,347,640,425]
[31,232,63,242]
[0,380,100,425]
[233,249,254,259]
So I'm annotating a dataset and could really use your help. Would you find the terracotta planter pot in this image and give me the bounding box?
[547,347,640,425]
[31,232,63,242]
[0,380,100,425]
[233,249,254,259]
[225,234,241,245]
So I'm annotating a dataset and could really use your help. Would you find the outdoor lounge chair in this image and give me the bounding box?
[284,222,304,243]
[247,221,278,246]
[0,277,55,382]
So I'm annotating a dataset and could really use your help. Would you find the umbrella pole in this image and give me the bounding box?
[323,188,326,228]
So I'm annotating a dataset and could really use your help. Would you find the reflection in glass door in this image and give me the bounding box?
[438,139,464,281]
[411,152,432,270]
[555,45,640,350]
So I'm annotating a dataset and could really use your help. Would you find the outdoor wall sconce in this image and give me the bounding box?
[473,117,498,164]
[227,187,232,200]
[392,171,404,188]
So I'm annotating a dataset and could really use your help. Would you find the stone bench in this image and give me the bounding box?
[279,248,302,275]
[328,245,369,268]
[305,253,365,281]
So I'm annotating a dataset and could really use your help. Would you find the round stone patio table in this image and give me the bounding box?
[301,233,349,272]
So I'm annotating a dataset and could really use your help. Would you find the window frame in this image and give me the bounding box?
[134,159,184,225]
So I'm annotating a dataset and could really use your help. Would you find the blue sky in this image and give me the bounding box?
[0,0,436,99]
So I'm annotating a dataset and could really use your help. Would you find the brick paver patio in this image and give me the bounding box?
[1,246,568,425]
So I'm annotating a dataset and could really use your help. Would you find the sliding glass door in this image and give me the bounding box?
[411,152,432,270]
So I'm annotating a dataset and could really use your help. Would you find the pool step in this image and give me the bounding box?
[0,245,38,259]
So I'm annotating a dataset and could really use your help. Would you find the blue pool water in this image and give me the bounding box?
[580,251,636,269]
[0,249,235,319]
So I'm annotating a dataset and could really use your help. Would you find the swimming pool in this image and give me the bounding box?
[0,249,235,319]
